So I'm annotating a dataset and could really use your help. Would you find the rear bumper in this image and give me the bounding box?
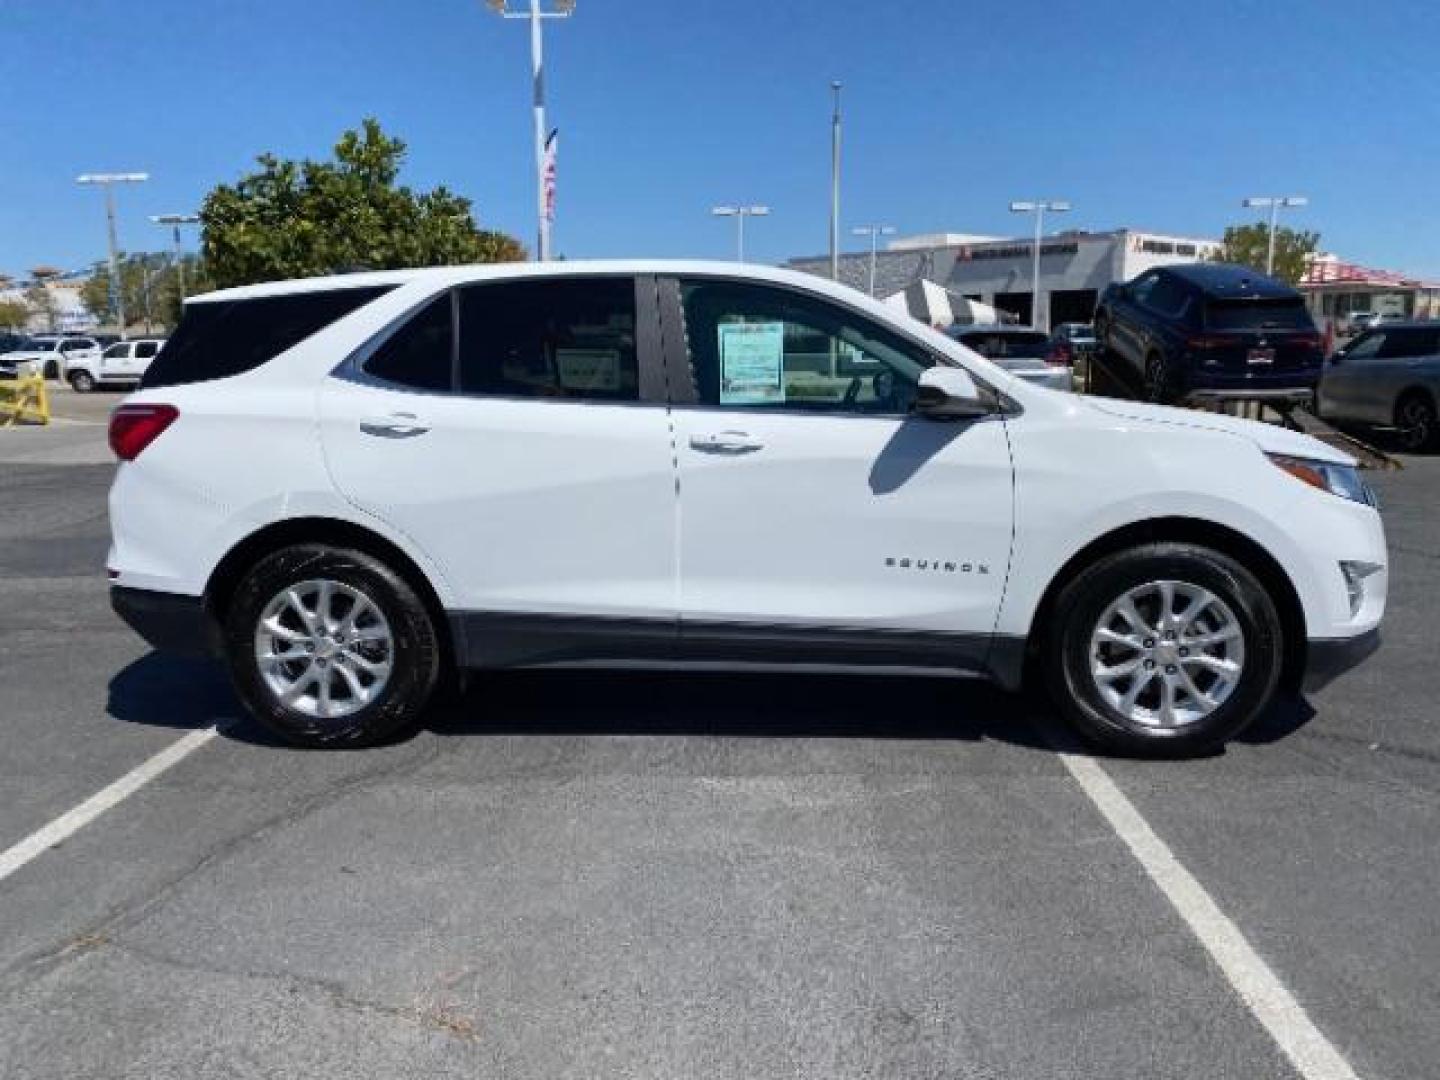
[1186,386,1317,406]
[1303,628,1381,692]
[111,586,216,658]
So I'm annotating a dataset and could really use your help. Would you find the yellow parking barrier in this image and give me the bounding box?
[0,374,50,426]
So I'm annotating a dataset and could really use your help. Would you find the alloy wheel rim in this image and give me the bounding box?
[1399,401,1432,447]
[253,579,394,721]
[1088,580,1246,729]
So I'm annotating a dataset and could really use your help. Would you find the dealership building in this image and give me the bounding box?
[790,228,1223,329]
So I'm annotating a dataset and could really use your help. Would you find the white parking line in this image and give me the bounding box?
[0,727,218,885]
[1058,751,1359,1080]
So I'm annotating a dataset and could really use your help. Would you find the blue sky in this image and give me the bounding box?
[3,0,1438,278]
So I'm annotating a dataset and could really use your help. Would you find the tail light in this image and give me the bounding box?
[1186,334,1234,350]
[1045,342,1072,367]
[1290,332,1323,348]
[109,403,178,461]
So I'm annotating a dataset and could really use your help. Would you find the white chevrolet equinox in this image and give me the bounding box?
[107,262,1386,754]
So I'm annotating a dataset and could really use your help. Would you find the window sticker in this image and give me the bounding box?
[555,348,621,391]
[718,321,785,404]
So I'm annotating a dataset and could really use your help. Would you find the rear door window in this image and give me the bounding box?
[134,341,160,360]
[1205,297,1312,331]
[363,294,454,392]
[1144,278,1191,319]
[456,277,639,401]
[141,285,392,389]
[1378,328,1440,359]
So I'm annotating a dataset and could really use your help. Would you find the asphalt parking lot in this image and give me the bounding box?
[1,387,1436,1079]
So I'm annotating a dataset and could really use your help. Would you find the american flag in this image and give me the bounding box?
[543,129,558,223]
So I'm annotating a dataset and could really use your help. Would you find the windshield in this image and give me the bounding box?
[1205,298,1313,331]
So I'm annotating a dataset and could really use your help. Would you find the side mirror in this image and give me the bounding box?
[916,366,991,420]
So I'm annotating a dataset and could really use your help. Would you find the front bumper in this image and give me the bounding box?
[1302,627,1381,692]
[111,586,217,658]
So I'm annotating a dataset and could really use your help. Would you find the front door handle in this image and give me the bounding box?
[690,430,764,454]
[359,413,430,439]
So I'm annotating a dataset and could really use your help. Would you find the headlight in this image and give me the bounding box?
[1267,454,1377,507]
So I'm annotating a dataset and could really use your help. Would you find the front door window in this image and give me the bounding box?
[677,279,930,415]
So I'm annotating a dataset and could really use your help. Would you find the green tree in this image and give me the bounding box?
[24,284,58,332]
[200,118,525,289]
[82,253,214,331]
[0,298,28,331]
[1211,223,1320,285]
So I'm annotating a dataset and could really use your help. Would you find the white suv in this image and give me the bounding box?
[107,262,1387,754]
[67,337,166,392]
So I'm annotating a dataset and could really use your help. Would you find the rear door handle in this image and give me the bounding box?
[359,413,430,439]
[689,430,764,454]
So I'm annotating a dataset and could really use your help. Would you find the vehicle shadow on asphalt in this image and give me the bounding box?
[427,669,1061,751]
[106,652,1318,755]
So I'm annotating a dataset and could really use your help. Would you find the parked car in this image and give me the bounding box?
[946,325,1072,391]
[108,261,1385,756]
[1317,321,1440,452]
[0,334,101,380]
[68,337,167,392]
[1342,311,1404,336]
[1045,322,1097,367]
[1094,264,1325,405]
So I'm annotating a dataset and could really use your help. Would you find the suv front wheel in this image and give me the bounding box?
[1144,351,1183,405]
[1045,542,1283,756]
[223,545,441,748]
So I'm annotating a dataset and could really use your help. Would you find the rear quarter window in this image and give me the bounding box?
[141,285,393,389]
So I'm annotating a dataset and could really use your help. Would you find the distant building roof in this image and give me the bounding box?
[1299,257,1440,290]
[886,232,1005,251]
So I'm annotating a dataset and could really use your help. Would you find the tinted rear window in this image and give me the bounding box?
[1205,297,1312,331]
[141,286,392,389]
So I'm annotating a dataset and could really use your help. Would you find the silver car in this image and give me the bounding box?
[1317,321,1440,451]
[946,326,1073,391]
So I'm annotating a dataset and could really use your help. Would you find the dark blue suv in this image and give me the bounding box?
[1094,263,1324,405]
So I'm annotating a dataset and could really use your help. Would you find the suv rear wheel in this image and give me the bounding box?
[1045,542,1283,756]
[223,545,441,748]
[1394,391,1436,452]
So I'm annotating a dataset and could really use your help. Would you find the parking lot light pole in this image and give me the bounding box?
[150,214,200,302]
[712,206,770,262]
[77,172,149,340]
[830,81,842,281]
[488,0,574,262]
[1242,195,1308,276]
[1009,199,1069,332]
[852,225,896,297]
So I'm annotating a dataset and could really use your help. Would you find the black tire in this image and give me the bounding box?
[1044,542,1283,756]
[1143,351,1182,405]
[223,545,441,748]
[1394,391,1437,453]
[69,370,95,393]
[43,359,59,380]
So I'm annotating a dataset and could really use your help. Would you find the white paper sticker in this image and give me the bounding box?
[555,348,621,392]
[718,322,785,404]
